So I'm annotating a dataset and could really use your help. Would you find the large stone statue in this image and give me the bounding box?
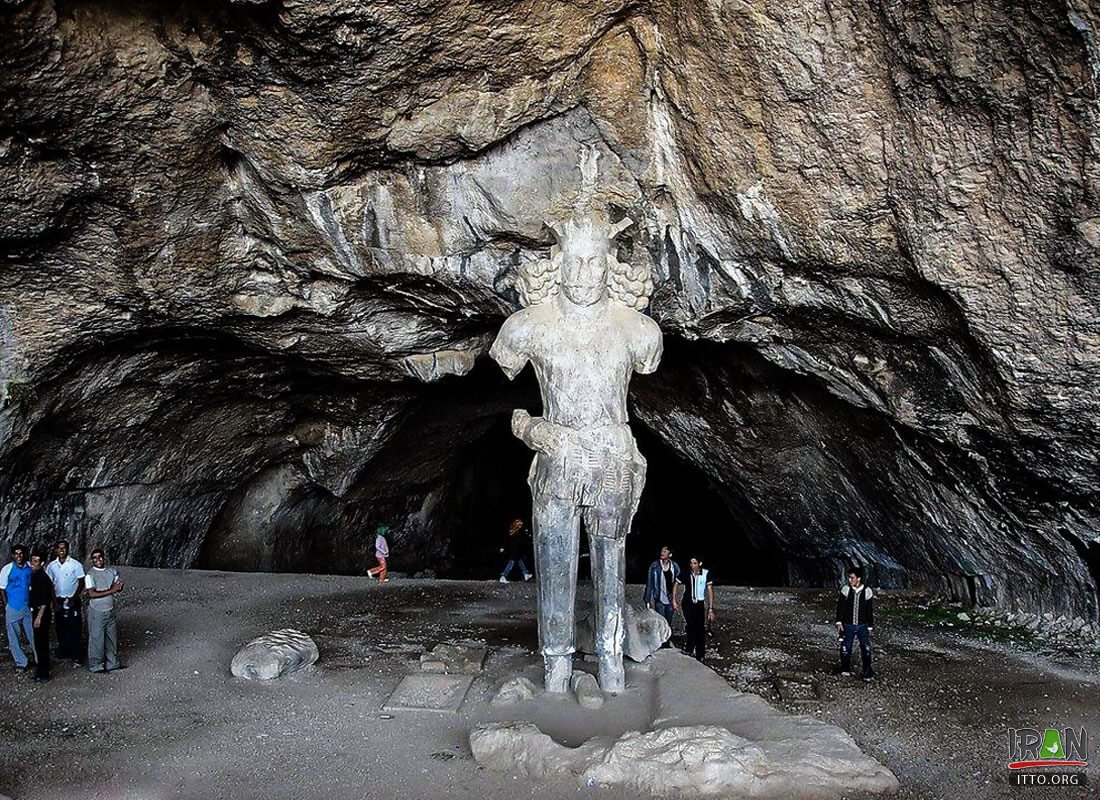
[490,197,662,694]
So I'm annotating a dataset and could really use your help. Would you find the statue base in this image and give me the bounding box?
[475,651,899,797]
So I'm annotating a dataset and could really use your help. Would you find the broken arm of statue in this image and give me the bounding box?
[511,410,568,454]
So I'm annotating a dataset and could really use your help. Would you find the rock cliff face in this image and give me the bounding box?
[1,0,1097,617]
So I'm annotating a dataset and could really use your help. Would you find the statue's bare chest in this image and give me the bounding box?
[529,321,635,377]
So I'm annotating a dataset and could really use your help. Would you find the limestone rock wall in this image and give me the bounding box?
[1,0,1097,616]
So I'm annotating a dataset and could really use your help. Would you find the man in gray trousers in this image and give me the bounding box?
[84,548,123,673]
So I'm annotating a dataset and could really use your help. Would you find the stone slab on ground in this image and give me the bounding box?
[383,673,475,713]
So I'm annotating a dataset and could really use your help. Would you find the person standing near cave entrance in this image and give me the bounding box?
[367,525,390,583]
[676,556,714,661]
[835,565,874,680]
[1,543,34,671]
[46,540,85,664]
[644,546,681,637]
[28,549,54,683]
[84,548,123,673]
[498,518,533,583]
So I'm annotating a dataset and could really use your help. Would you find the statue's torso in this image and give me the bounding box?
[493,302,661,430]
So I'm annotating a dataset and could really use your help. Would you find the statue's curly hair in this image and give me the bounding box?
[516,253,559,307]
[607,253,655,311]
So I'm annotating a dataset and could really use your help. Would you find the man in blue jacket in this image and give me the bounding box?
[643,546,680,634]
[0,543,34,670]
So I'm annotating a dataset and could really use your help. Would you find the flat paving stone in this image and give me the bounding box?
[383,673,476,713]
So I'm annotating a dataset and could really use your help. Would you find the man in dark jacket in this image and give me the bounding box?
[643,546,680,629]
[498,518,533,583]
[29,549,53,683]
[834,566,874,680]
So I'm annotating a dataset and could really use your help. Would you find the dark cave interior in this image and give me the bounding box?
[440,411,789,586]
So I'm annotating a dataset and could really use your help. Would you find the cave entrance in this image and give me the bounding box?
[443,408,787,587]
[445,414,536,579]
[1067,532,1100,622]
[627,424,787,587]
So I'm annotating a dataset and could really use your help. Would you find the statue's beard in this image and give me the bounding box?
[561,286,604,306]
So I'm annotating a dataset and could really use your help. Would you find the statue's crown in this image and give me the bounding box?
[549,210,633,257]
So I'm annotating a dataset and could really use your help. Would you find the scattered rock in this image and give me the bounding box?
[570,672,604,709]
[575,603,670,662]
[741,647,793,666]
[490,676,540,706]
[419,643,487,674]
[967,606,1100,651]
[774,672,823,704]
[230,629,318,680]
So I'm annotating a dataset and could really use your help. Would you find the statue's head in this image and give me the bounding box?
[560,254,608,307]
[517,210,649,309]
[553,213,618,307]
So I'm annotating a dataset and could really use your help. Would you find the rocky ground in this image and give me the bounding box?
[0,569,1096,800]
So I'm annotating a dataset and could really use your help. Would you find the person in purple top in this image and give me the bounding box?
[367,525,390,582]
[0,543,34,670]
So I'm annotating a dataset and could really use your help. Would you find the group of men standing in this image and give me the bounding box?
[644,546,876,679]
[0,541,123,682]
[643,546,716,661]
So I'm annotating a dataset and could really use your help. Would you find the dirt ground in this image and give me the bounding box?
[0,569,1096,800]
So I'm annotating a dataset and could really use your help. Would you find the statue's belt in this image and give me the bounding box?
[540,420,636,450]
[532,423,644,476]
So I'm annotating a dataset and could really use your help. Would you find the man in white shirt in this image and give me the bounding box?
[675,556,715,661]
[46,540,85,663]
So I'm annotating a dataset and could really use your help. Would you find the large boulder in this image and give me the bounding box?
[470,722,898,798]
[576,602,671,663]
[230,629,319,680]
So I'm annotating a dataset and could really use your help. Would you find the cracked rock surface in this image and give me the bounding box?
[1,0,1098,616]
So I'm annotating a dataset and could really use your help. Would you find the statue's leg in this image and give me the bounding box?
[587,526,626,693]
[532,492,581,693]
[584,450,644,695]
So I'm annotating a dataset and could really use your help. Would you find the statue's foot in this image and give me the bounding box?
[545,655,572,693]
[598,657,625,694]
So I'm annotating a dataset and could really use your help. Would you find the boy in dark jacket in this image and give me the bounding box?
[834,566,874,680]
[29,550,53,682]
